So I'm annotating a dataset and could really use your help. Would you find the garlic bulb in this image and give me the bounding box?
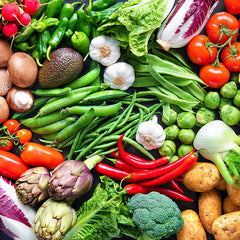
[136,115,166,150]
[103,62,135,91]
[89,35,120,66]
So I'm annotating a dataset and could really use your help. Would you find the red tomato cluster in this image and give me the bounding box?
[187,6,240,89]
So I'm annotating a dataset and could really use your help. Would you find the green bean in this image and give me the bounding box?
[67,130,82,160]
[58,136,76,149]
[65,64,101,89]
[67,102,122,117]
[32,87,72,97]
[55,108,95,143]
[21,109,72,128]
[31,117,76,134]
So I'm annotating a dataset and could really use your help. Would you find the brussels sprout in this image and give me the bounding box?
[177,112,196,129]
[195,107,215,127]
[220,104,240,126]
[164,125,179,140]
[220,81,238,99]
[219,97,233,109]
[233,90,240,108]
[168,155,179,164]
[178,129,195,144]
[161,108,177,126]
[204,91,220,109]
[178,144,194,158]
[158,140,176,157]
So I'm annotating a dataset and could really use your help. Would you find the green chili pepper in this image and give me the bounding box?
[30,18,59,32]
[32,47,43,67]
[71,31,90,55]
[59,2,81,20]
[76,4,91,37]
[13,42,35,52]
[45,0,64,18]
[37,29,51,58]
[88,2,123,23]
[65,13,78,37]
[46,17,69,61]
[92,0,116,11]
[31,0,49,19]
[29,34,38,46]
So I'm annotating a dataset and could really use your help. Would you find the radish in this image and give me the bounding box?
[22,0,40,15]
[2,23,19,38]
[2,3,21,22]
[19,12,32,26]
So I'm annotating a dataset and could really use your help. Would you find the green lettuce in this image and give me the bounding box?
[98,0,170,56]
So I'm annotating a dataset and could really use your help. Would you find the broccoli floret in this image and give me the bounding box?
[127,191,183,240]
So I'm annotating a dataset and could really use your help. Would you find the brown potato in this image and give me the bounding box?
[212,211,240,240]
[183,162,221,192]
[177,209,207,240]
[0,39,12,67]
[226,179,240,206]
[223,196,240,214]
[198,189,222,234]
[215,175,226,191]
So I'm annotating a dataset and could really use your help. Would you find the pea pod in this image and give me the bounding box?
[31,117,76,135]
[33,87,72,97]
[67,102,122,117]
[55,108,95,143]
[45,0,64,18]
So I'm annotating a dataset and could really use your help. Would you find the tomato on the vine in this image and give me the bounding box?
[224,0,240,15]
[221,42,240,72]
[0,139,13,151]
[3,119,20,134]
[199,63,230,89]
[206,12,239,45]
[187,35,217,65]
[16,129,32,144]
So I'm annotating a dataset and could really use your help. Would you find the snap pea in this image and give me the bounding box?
[57,132,78,149]
[31,117,76,135]
[33,87,72,97]
[65,64,101,89]
[21,109,72,128]
[41,131,60,141]
[67,102,122,117]
[55,108,95,143]
[89,61,101,86]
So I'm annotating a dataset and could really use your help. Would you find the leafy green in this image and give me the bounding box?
[98,0,169,56]
[63,176,140,240]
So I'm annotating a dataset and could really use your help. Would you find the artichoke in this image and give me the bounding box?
[34,198,77,240]
[15,167,51,206]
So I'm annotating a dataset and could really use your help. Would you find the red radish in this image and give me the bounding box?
[0,22,2,31]
[2,23,19,38]
[2,3,21,21]
[19,12,32,26]
[22,0,40,15]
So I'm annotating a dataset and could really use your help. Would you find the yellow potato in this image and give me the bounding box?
[226,179,240,206]
[198,189,222,234]
[183,162,221,192]
[176,209,207,240]
[212,211,240,240]
[223,196,240,214]
[215,175,226,191]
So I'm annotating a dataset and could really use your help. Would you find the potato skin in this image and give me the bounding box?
[226,180,240,206]
[215,175,226,191]
[212,211,240,240]
[198,189,222,234]
[176,209,207,240]
[223,196,240,214]
[183,162,221,192]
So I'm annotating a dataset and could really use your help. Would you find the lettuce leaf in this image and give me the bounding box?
[98,0,171,56]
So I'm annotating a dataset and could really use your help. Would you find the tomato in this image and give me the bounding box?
[187,35,217,65]
[3,119,20,134]
[199,63,230,89]
[20,142,64,169]
[16,129,32,144]
[225,0,240,15]
[221,42,240,72]
[206,12,239,44]
[0,139,13,151]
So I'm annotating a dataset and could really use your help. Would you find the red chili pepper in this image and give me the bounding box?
[123,184,193,202]
[0,150,29,180]
[168,179,183,193]
[126,155,189,182]
[140,150,198,187]
[118,134,169,169]
[20,142,64,170]
[95,162,132,182]
[108,148,122,159]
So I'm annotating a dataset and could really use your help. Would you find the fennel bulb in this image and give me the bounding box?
[193,120,240,185]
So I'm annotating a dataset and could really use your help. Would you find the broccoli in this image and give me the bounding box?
[127,191,183,240]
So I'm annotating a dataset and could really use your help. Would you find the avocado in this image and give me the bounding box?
[38,48,84,88]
